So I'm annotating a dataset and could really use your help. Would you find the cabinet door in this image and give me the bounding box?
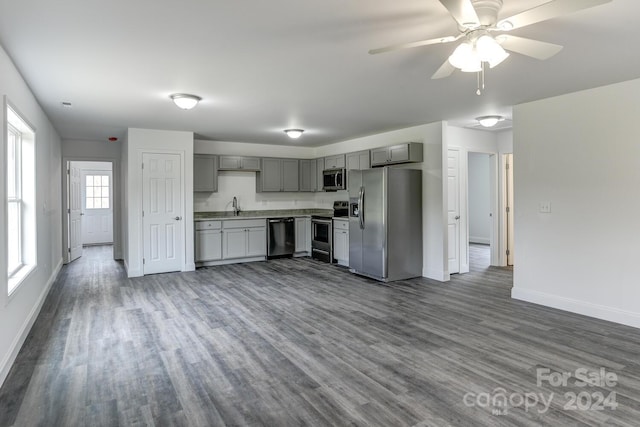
[357,151,370,169]
[219,156,242,170]
[295,218,308,252]
[242,157,261,171]
[333,229,349,263]
[389,144,410,163]
[316,158,325,192]
[195,230,222,261]
[346,150,371,171]
[299,160,316,192]
[223,229,247,259]
[325,154,345,169]
[282,159,299,192]
[370,148,389,166]
[260,158,283,191]
[194,155,217,192]
[246,227,267,257]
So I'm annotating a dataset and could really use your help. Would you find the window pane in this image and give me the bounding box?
[7,133,16,199]
[8,201,21,274]
[102,198,110,209]
[86,176,93,186]
[101,187,109,198]
[86,187,93,198]
[93,176,101,186]
[102,176,109,186]
[86,198,94,209]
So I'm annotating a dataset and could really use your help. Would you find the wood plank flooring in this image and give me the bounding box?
[1,245,639,426]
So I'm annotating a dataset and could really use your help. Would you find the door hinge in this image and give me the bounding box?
[506,163,510,170]
[142,210,144,217]
[506,249,510,256]
[143,258,145,265]
[68,248,71,253]
[506,206,510,213]
[68,208,71,214]
[67,169,70,175]
[141,163,144,169]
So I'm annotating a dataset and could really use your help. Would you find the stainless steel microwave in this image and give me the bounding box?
[323,168,346,191]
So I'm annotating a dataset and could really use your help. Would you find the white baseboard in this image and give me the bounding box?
[512,288,640,329]
[0,258,63,388]
[469,236,490,245]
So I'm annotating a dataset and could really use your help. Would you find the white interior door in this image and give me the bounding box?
[448,149,461,274]
[68,162,83,262]
[142,152,183,274]
[506,153,515,266]
[81,169,113,245]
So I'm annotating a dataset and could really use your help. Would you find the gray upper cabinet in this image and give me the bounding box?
[324,154,345,169]
[193,154,218,192]
[257,158,299,192]
[370,142,423,167]
[316,158,325,192]
[299,159,317,192]
[346,150,370,170]
[218,155,261,171]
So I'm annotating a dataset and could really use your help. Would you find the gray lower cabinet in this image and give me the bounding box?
[370,142,423,166]
[222,219,266,259]
[194,154,218,192]
[333,219,349,266]
[294,217,311,253]
[257,158,299,192]
[195,221,222,261]
[299,160,317,192]
[218,155,261,171]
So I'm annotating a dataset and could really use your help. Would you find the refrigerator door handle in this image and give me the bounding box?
[359,186,365,229]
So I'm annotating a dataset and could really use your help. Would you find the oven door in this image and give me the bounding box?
[311,218,332,263]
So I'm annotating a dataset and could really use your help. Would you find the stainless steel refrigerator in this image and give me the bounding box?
[349,168,422,282]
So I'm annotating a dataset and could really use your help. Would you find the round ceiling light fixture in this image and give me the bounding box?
[476,115,504,128]
[170,93,202,110]
[284,129,304,139]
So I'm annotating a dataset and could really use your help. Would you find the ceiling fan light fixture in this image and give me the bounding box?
[476,115,504,127]
[284,129,304,139]
[449,42,481,72]
[476,35,510,68]
[170,93,202,110]
[497,20,514,31]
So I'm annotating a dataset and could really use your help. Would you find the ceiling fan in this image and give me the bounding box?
[369,0,612,91]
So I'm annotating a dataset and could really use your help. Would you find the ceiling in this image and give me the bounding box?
[0,0,639,147]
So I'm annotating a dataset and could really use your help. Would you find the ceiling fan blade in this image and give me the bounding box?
[498,35,563,60]
[368,35,459,55]
[438,0,480,28]
[431,60,456,80]
[498,0,612,31]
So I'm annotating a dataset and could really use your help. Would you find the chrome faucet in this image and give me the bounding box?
[232,196,239,216]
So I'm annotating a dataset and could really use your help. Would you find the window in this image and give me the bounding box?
[86,175,110,209]
[6,104,36,295]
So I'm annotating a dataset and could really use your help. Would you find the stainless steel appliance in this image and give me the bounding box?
[323,168,346,191]
[311,216,332,263]
[333,200,349,217]
[267,217,295,259]
[349,168,422,282]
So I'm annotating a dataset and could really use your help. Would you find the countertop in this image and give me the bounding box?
[194,209,334,221]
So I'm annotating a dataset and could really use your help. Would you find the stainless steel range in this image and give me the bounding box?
[311,201,349,263]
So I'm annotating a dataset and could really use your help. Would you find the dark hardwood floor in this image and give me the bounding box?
[1,246,639,426]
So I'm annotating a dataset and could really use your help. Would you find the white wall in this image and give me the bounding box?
[0,45,63,386]
[125,128,194,277]
[468,153,491,244]
[512,77,640,328]
[316,122,447,281]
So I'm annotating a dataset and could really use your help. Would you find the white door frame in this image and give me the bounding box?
[62,156,121,262]
[500,153,515,266]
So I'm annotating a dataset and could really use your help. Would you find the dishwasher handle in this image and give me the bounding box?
[268,217,295,223]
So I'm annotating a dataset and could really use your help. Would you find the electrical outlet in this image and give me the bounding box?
[539,201,551,213]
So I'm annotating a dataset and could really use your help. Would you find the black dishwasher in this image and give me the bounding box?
[267,218,295,259]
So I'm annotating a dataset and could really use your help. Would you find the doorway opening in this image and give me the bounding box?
[64,159,119,264]
[468,152,492,270]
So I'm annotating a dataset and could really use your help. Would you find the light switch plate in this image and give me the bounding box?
[539,201,551,213]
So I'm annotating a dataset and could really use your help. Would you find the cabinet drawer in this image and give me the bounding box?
[333,219,349,230]
[223,219,266,229]
[195,220,222,230]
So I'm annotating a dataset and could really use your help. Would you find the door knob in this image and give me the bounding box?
[455,215,460,220]
[174,216,182,220]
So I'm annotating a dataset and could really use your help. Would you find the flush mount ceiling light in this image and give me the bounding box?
[476,115,504,128]
[170,93,201,110]
[284,129,304,139]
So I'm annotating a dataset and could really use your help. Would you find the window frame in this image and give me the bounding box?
[7,123,23,277]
